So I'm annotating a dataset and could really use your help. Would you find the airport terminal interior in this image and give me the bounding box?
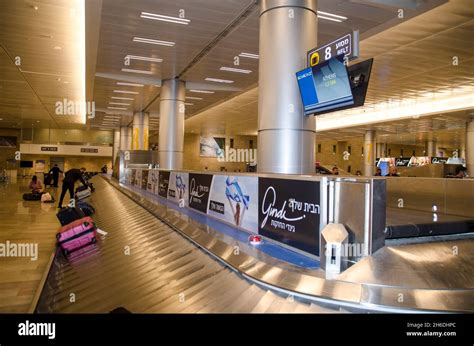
[0,0,473,315]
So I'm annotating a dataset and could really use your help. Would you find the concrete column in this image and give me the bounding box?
[257,0,317,174]
[159,78,185,169]
[364,130,376,176]
[426,140,435,157]
[119,126,132,151]
[467,119,474,176]
[112,130,120,167]
[132,112,149,150]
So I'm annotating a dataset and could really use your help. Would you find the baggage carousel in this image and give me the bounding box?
[34,176,474,313]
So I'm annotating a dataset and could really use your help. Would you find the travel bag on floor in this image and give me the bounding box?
[75,185,91,201]
[56,207,85,226]
[56,217,97,255]
[23,193,42,201]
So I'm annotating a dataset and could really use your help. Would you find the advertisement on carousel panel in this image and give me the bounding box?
[147,170,159,194]
[188,173,213,213]
[167,172,189,206]
[158,171,171,198]
[134,169,142,188]
[258,178,321,256]
[141,170,148,190]
[208,175,258,233]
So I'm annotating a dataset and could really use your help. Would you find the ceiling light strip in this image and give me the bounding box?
[133,37,175,46]
[140,12,190,25]
[125,55,163,63]
[117,82,144,87]
[205,77,234,84]
[121,68,154,75]
[189,89,215,94]
[113,90,139,95]
[239,52,259,59]
[220,67,252,74]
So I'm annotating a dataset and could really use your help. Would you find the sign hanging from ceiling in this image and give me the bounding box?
[307,30,359,67]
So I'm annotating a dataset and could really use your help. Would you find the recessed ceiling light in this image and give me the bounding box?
[116,82,144,87]
[63,81,69,84]
[189,89,215,94]
[53,46,62,50]
[111,96,134,100]
[133,37,175,47]
[317,10,347,20]
[36,120,40,123]
[140,12,190,25]
[109,102,130,106]
[220,67,252,74]
[0,118,3,121]
[239,52,259,59]
[185,96,203,100]
[113,90,139,95]
[125,55,163,63]
[205,78,234,84]
[107,107,127,110]
[121,68,153,75]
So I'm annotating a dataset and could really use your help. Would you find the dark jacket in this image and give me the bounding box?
[64,169,87,186]
[49,166,63,177]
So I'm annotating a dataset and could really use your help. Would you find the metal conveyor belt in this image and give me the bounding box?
[35,177,340,313]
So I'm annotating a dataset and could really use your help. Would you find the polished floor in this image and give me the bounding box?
[0,179,64,312]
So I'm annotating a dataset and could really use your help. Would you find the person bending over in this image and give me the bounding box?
[48,164,63,187]
[58,167,87,208]
[28,175,43,194]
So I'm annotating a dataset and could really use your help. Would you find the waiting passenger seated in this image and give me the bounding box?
[387,166,400,177]
[28,175,43,194]
[332,166,339,175]
[454,166,468,178]
[374,168,382,176]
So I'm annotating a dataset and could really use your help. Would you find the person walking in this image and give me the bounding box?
[48,164,63,187]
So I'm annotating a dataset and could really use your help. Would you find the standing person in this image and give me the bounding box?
[101,164,108,174]
[58,167,88,208]
[48,164,63,187]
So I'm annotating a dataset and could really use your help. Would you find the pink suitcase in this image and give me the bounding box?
[56,219,97,255]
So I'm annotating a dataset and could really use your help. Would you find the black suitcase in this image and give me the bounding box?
[77,201,95,216]
[56,207,85,226]
[44,173,52,187]
[23,193,41,201]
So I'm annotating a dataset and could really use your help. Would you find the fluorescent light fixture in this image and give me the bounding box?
[109,102,130,106]
[205,78,234,84]
[184,103,194,106]
[317,15,343,23]
[112,96,134,100]
[121,68,153,75]
[133,37,175,46]
[190,89,215,94]
[107,107,127,110]
[126,55,163,63]
[117,82,144,87]
[239,52,259,59]
[140,12,190,25]
[185,96,203,100]
[220,67,252,74]
[317,10,347,20]
[114,90,139,95]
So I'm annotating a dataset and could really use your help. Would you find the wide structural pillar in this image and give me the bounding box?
[364,130,376,176]
[159,78,185,169]
[119,126,132,151]
[257,0,318,174]
[426,140,436,157]
[132,112,149,150]
[467,118,474,176]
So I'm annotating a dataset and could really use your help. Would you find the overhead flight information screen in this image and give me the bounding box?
[296,54,354,115]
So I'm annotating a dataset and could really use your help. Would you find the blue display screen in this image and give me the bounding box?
[296,55,354,115]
